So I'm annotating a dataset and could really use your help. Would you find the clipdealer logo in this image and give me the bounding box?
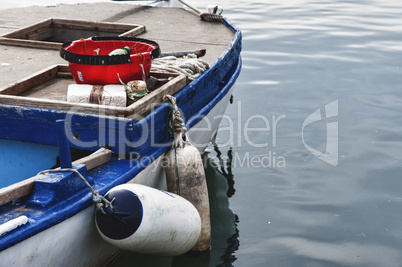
[61,99,339,168]
[302,100,339,166]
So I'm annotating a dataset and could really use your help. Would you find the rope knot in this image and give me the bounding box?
[164,95,187,136]
[94,194,114,214]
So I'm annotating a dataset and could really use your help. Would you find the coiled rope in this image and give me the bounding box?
[152,54,209,81]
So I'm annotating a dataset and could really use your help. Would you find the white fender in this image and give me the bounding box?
[95,184,201,256]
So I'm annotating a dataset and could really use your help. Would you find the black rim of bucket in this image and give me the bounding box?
[60,36,161,65]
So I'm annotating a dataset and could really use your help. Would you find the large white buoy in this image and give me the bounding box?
[95,184,201,256]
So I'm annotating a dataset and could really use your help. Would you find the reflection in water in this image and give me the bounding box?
[213,144,236,198]
[217,214,239,267]
[205,145,239,267]
[109,145,239,267]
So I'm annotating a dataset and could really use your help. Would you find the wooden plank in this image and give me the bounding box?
[148,71,180,79]
[0,94,128,116]
[0,37,61,50]
[0,65,187,117]
[120,25,146,37]
[2,18,142,37]
[20,78,71,101]
[52,18,144,34]
[0,149,112,206]
[58,65,71,73]
[0,65,59,96]
[56,72,73,79]
[0,19,144,50]
[127,74,187,118]
[73,148,112,171]
[27,28,54,41]
[0,176,37,207]
[2,18,52,39]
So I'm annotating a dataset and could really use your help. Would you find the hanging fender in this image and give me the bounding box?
[95,184,202,256]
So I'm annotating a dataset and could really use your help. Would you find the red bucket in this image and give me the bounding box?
[60,37,160,85]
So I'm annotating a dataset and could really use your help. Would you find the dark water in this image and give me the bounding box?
[2,0,402,266]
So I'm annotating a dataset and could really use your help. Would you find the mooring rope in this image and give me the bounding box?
[37,168,113,214]
[152,54,209,81]
[163,95,186,135]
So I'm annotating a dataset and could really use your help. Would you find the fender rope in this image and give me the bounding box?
[37,168,113,214]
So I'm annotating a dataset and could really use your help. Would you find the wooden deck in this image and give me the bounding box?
[0,2,234,90]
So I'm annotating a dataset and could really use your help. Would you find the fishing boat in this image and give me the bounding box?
[0,0,241,265]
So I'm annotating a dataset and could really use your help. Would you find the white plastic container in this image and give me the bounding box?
[67,84,126,107]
